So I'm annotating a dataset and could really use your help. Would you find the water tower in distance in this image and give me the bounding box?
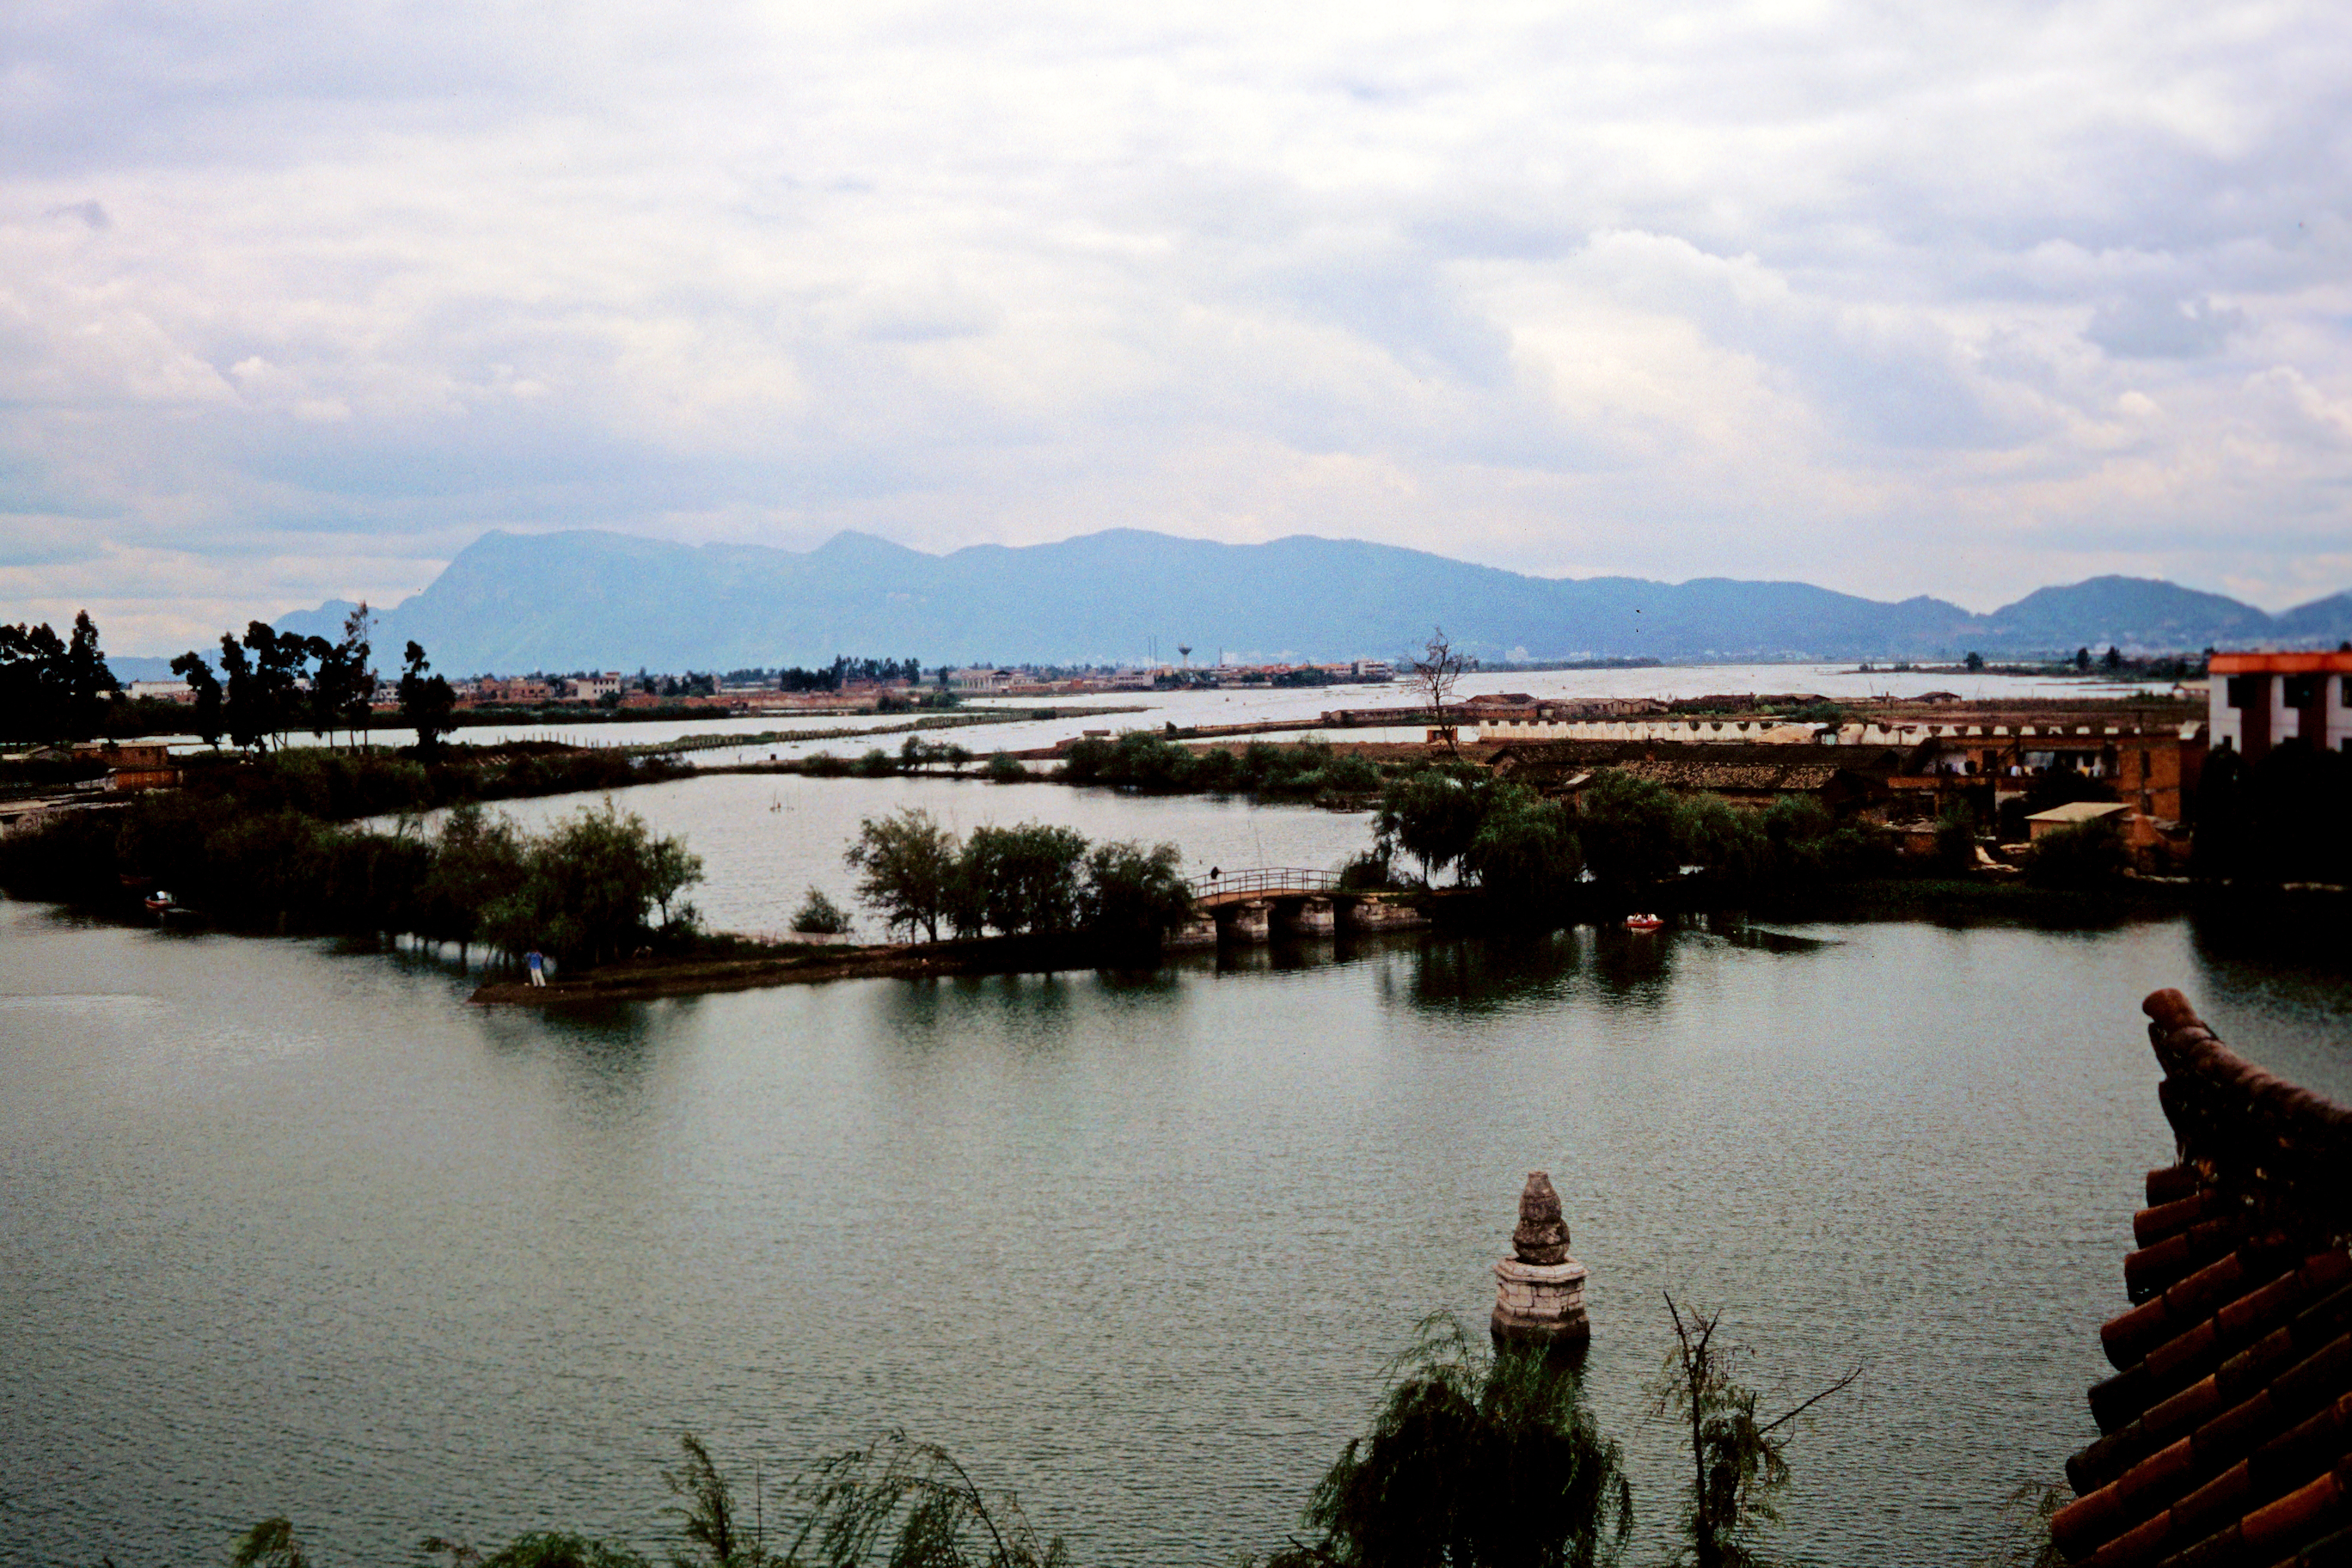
[1177,645,1191,669]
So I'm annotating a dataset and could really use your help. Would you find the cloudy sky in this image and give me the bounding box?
[3,0,2347,652]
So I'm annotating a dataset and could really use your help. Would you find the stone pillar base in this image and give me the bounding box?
[1226,900,1271,943]
[1167,916,1219,949]
[1491,1257,1590,1343]
[1282,896,1335,935]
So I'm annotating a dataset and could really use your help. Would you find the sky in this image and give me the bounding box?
[3,0,2349,653]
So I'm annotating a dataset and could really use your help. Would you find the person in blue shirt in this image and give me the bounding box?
[525,948,546,987]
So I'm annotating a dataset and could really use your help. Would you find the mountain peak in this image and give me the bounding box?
[248,529,2349,671]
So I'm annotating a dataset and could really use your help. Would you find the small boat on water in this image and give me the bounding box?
[143,891,175,914]
[1624,913,1664,932]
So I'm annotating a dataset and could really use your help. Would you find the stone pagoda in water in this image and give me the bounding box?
[1491,1171,1590,1344]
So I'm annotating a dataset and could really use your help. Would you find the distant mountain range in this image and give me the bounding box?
[222,527,2352,674]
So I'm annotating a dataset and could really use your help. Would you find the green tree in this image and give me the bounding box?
[961,822,1088,934]
[2102,645,2122,671]
[1762,795,1877,879]
[233,1518,310,1568]
[1462,787,1583,908]
[170,650,225,747]
[792,887,854,934]
[845,808,963,940]
[983,751,1027,784]
[425,1533,650,1568]
[1651,1295,1859,1568]
[1574,771,1681,886]
[399,640,458,753]
[1076,839,1193,941]
[1375,765,1493,884]
[218,633,266,750]
[1,614,118,741]
[421,802,528,955]
[58,610,118,739]
[309,603,374,750]
[1273,1312,1632,1568]
[241,622,310,749]
[1931,799,1980,873]
[477,801,703,966]
[1673,795,1767,882]
[2073,647,2091,672]
[787,1431,1067,1568]
[1964,652,1985,673]
[2195,740,2352,886]
[664,1433,772,1567]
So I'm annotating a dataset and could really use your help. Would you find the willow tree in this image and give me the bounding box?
[1274,1312,1632,1568]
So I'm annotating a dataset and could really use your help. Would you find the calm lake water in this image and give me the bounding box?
[5,854,2349,1565]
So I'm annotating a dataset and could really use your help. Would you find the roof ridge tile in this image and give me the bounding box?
[2058,996,2352,1568]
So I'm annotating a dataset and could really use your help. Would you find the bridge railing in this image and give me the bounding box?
[1185,867,1342,901]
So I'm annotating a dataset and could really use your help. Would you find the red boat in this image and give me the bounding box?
[1624,913,1664,932]
[143,891,175,914]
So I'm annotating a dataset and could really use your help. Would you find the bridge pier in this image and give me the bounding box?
[1225,900,1272,943]
[1343,897,1428,931]
[1280,896,1336,935]
[1168,914,1219,949]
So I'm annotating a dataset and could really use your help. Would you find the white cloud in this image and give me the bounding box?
[1,0,2348,648]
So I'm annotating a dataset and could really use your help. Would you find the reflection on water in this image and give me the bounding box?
[3,897,2348,1568]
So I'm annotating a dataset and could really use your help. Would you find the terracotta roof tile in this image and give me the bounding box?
[2056,993,2352,1568]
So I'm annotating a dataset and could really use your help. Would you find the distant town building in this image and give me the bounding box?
[948,667,1015,693]
[472,677,554,705]
[567,672,624,701]
[122,679,196,704]
[2207,649,2352,761]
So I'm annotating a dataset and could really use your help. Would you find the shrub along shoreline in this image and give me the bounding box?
[2,735,2246,1003]
[0,749,707,968]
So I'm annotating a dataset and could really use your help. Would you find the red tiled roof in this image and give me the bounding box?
[2051,989,2352,1568]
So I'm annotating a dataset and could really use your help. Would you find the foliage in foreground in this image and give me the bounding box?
[194,1305,2092,1568]
[281,1431,1063,1568]
[1650,1295,1859,1568]
[1269,1313,1631,1568]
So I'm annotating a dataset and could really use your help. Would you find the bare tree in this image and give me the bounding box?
[1412,626,1469,755]
[1651,1293,1861,1568]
